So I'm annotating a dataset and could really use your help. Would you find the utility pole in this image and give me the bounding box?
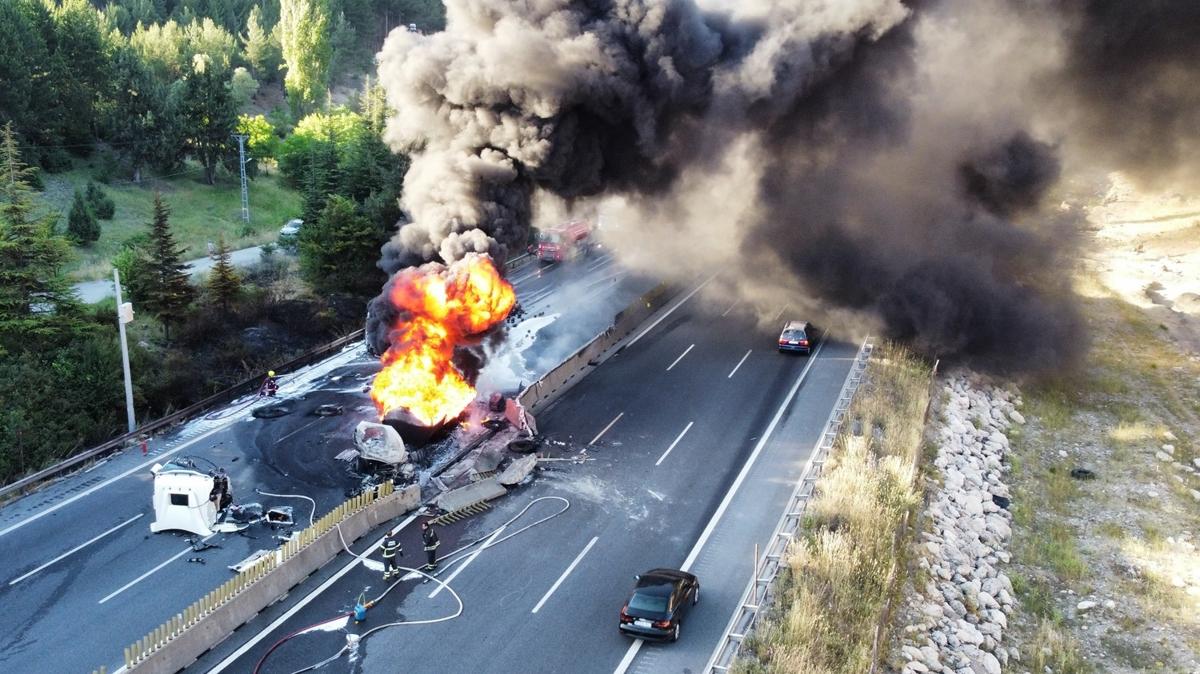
[114,269,137,434]
[234,133,250,224]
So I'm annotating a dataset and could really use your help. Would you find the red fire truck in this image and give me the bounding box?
[535,221,593,263]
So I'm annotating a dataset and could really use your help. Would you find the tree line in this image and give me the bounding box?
[0,0,443,185]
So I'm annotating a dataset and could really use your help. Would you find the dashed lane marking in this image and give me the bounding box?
[666,343,695,371]
[9,513,144,586]
[531,536,598,614]
[589,412,624,446]
[655,422,694,467]
[727,349,752,379]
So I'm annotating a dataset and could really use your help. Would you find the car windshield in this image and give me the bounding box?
[629,591,669,613]
[782,329,806,340]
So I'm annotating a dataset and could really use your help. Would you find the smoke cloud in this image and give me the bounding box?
[368,0,1198,372]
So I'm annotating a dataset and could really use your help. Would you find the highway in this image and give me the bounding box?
[0,250,645,674]
[190,291,862,674]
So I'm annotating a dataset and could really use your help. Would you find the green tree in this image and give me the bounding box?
[85,180,115,219]
[45,0,112,149]
[67,188,100,244]
[206,234,241,309]
[184,16,239,71]
[142,193,194,340]
[279,0,332,113]
[298,194,385,295]
[105,47,171,183]
[0,124,79,351]
[242,5,281,82]
[179,54,237,185]
[236,113,278,175]
[130,19,187,79]
[0,0,51,147]
[229,66,259,109]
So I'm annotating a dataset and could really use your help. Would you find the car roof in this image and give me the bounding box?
[638,568,696,584]
[782,320,809,331]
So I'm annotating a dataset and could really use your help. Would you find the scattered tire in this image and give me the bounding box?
[312,404,344,417]
[508,438,539,454]
[252,403,292,419]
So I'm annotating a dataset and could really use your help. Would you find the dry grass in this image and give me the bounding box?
[1006,276,1200,672]
[735,343,932,674]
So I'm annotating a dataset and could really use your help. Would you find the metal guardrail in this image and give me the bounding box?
[0,328,367,502]
[705,339,875,673]
[121,481,396,670]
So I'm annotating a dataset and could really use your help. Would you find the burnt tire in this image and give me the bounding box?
[508,438,539,454]
[252,403,292,418]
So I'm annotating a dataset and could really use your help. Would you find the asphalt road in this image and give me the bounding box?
[190,289,861,674]
[73,245,269,304]
[0,250,644,673]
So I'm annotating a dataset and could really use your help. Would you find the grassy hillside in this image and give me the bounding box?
[39,162,302,281]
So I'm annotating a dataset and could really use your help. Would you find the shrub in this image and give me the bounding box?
[86,180,116,219]
[67,189,101,244]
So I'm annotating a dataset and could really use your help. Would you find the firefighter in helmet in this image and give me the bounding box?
[263,370,278,397]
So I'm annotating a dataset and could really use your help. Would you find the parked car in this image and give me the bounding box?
[777,320,817,354]
[618,568,699,642]
[279,218,303,239]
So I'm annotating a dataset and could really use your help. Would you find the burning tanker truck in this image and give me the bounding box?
[354,253,539,494]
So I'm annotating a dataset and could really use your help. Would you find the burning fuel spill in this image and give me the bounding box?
[365,0,1200,377]
[370,254,516,425]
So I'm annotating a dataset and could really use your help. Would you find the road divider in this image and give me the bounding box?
[114,482,420,673]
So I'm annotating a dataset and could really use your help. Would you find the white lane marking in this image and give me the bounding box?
[720,301,737,317]
[99,533,215,604]
[665,344,695,371]
[773,304,789,322]
[205,512,420,674]
[277,417,321,444]
[655,422,695,467]
[430,525,506,599]
[0,422,231,540]
[727,349,752,379]
[613,638,643,674]
[531,536,598,614]
[625,272,717,348]
[589,412,624,446]
[680,335,827,572]
[9,514,144,586]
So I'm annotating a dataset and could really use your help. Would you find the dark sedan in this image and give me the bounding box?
[618,568,700,642]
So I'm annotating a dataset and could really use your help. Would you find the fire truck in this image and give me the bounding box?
[535,221,593,263]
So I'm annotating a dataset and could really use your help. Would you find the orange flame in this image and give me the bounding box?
[370,254,516,425]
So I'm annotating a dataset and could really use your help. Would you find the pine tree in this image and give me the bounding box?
[67,188,100,244]
[142,193,194,340]
[207,234,241,310]
[0,123,79,350]
[85,180,115,219]
[299,194,386,296]
[179,54,237,185]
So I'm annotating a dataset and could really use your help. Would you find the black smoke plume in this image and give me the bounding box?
[369,0,1200,372]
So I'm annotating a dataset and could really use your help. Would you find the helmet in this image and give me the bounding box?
[268,371,275,377]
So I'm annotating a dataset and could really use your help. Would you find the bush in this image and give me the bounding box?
[67,189,101,244]
[40,148,74,173]
[86,180,116,219]
[94,150,122,184]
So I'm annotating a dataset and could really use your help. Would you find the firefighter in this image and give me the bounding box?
[263,370,278,397]
[421,521,440,570]
[381,529,402,580]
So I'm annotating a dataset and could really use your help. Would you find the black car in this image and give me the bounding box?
[618,568,700,642]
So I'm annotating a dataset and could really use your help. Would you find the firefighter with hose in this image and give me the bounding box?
[261,370,278,397]
[381,529,403,580]
[421,521,440,570]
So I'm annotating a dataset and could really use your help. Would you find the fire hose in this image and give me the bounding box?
[253,496,571,674]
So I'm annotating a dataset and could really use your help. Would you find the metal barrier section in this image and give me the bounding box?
[705,339,875,673]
